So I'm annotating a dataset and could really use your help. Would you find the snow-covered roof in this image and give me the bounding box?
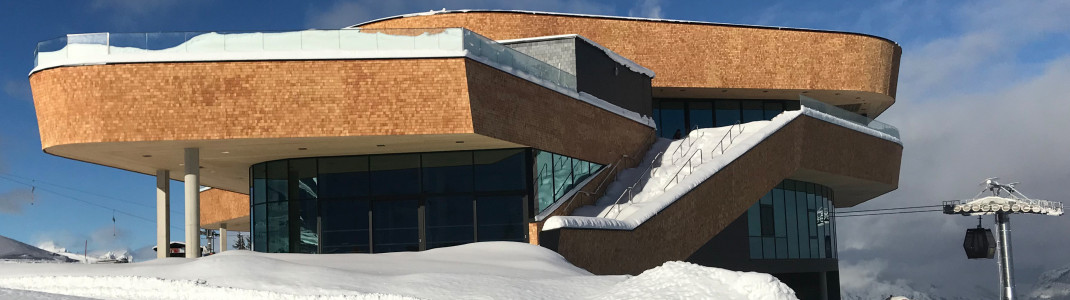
[497,34,655,78]
[349,9,898,45]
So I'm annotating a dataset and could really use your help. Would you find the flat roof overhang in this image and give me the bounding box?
[359,10,901,116]
[29,57,655,194]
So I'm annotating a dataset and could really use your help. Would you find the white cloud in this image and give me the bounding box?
[628,0,664,19]
[0,188,34,214]
[305,0,616,29]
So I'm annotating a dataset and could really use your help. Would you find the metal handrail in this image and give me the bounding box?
[663,148,704,190]
[560,132,659,214]
[712,121,745,155]
[667,125,703,165]
[662,121,746,191]
[598,151,664,218]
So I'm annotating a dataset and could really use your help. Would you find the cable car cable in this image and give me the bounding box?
[834,209,944,218]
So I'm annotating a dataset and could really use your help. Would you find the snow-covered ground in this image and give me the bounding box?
[0,239,798,300]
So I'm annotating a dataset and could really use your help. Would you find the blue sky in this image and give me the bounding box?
[2,0,1070,298]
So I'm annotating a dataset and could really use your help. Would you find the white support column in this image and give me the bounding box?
[184,148,200,258]
[219,224,228,253]
[156,170,170,259]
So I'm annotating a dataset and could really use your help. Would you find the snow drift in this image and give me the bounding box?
[0,241,799,300]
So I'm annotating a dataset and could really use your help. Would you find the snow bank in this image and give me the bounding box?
[0,242,799,300]
[597,261,796,300]
[0,287,96,300]
[544,107,900,231]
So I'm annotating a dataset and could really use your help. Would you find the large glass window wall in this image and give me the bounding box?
[747,179,836,259]
[534,150,603,213]
[653,99,799,138]
[250,149,532,254]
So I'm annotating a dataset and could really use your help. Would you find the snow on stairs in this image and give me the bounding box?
[544,111,802,231]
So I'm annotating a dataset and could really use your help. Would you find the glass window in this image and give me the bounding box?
[267,201,289,253]
[253,204,266,251]
[474,149,527,192]
[552,154,573,199]
[715,100,741,127]
[372,199,419,253]
[320,199,369,253]
[785,181,799,259]
[742,101,764,123]
[573,158,592,184]
[687,101,714,131]
[653,104,662,136]
[760,204,774,237]
[796,187,810,258]
[776,237,788,259]
[773,186,785,237]
[297,199,318,253]
[773,185,787,259]
[370,154,420,196]
[249,149,534,254]
[476,195,526,242]
[763,101,784,120]
[266,160,288,203]
[318,157,369,199]
[422,152,473,194]
[253,164,266,205]
[535,150,554,212]
[747,202,761,237]
[763,237,775,259]
[749,236,762,259]
[426,196,474,249]
[659,101,686,138]
[290,159,318,200]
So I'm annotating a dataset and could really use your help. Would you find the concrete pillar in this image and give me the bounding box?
[219,224,228,253]
[184,148,200,258]
[156,170,170,259]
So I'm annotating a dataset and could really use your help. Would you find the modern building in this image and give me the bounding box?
[28,10,902,300]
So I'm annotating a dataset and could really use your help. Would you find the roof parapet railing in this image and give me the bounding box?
[799,95,899,139]
[32,28,578,91]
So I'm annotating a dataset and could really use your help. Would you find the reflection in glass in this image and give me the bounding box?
[659,101,685,138]
[320,199,369,253]
[426,196,475,249]
[715,100,741,127]
[319,157,369,198]
[372,199,420,253]
[746,179,836,260]
[371,154,420,196]
[250,149,532,254]
[422,152,474,194]
[688,102,713,132]
[477,195,526,242]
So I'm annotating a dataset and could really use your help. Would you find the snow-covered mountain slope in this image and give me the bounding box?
[0,241,798,300]
[1030,264,1070,300]
[0,235,74,263]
